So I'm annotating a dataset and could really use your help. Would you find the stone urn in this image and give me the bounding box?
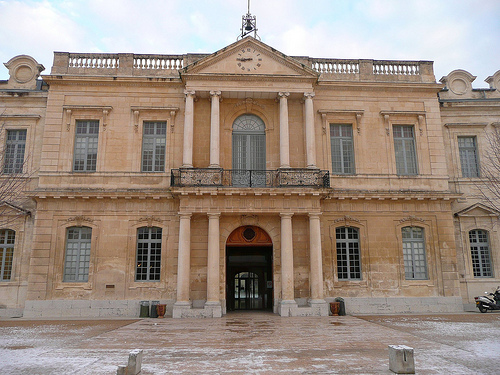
[156,304,166,318]
[330,302,340,316]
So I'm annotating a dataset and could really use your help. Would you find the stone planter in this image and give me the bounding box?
[330,302,340,316]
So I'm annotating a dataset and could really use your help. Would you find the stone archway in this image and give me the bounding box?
[226,226,273,311]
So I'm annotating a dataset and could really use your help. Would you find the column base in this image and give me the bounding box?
[308,299,329,316]
[279,299,329,317]
[204,301,223,318]
[278,300,298,317]
[172,301,192,319]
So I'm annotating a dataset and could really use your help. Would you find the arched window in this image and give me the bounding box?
[232,114,266,187]
[469,229,492,277]
[0,229,15,281]
[401,226,427,280]
[336,227,361,280]
[136,227,162,281]
[63,226,92,282]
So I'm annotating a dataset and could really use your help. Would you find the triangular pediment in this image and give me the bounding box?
[455,203,500,217]
[182,37,318,80]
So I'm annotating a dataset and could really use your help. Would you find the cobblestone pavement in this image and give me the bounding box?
[1,311,499,374]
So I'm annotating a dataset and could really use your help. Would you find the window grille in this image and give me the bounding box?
[393,125,418,175]
[135,227,162,281]
[330,124,355,174]
[63,226,92,282]
[73,120,99,172]
[142,122,166,172]
[336,227,361,280]
[402,227,427,279]
[4,130,27,174]
[0,229,15,281]
[458,136,480,178]
[469,229,492,277]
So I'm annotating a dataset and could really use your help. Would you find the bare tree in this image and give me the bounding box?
[0,118,33,227]
[476,126,500,213]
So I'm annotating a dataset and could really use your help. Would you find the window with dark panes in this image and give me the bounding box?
[142,122,167,172]
[330,124,355,174]
[4,129,27,174]
[469,229,492,277]
[393,125,418,175]
[0,229,15,281]
[402,226,427,280]
[63,226,92,282]
[135,227,162,281]
[336,227,361,280]
[73,120,99,172]
[458,136,480,177]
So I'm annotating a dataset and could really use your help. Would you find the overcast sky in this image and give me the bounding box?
[1,0,499,85]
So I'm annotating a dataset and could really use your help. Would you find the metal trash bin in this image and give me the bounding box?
[150,301,159,318]
[139,301,150,318]
[335,297,346,316]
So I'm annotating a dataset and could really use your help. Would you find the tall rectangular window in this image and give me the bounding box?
[330,124,355,174]
[63,227,92,282]
[458,136,480,177]
[142,122,167,172]
[393,125,418,175]
[0,229,15,281]
[402,227,427,280]
[469,230,492,277]
[136,227,162,281]
[336,227,361,280]
[73,120,99,172]
[4,129,27,174]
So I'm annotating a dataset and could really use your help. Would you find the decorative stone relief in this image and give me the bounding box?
[241,215,259,225]
[399,215,426,225]
[333,215,361,226]
[137,216,163,227]
[66,215,94,226]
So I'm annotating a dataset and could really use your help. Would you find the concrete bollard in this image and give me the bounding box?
[116,349,143,375]
[388,345,415,374]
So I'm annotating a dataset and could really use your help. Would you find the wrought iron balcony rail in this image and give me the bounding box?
[170,168,330,188]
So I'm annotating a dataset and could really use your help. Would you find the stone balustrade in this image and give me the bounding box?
[51,52,435,82]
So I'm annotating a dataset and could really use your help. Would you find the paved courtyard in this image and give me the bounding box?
[0,312,499,374]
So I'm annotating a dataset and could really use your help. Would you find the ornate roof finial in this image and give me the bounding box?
[238,0,260,40]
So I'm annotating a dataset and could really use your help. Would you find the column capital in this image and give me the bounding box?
[304,92,315,100]
[207,212,221,218]
[209,90,221,97]
[308,212,322,219]
[278,92,290,99]
[280,212,294,219]
[184,89,196,98]
[178,212,192,219]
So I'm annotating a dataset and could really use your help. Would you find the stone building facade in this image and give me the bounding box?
[0,37,498,318]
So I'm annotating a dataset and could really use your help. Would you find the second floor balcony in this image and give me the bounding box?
[170,168,330,188]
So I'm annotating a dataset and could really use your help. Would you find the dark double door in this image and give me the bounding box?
[226,246,273,311]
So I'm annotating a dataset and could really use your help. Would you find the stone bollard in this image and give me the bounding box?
[116,349,143,375]
[388,345,415,374]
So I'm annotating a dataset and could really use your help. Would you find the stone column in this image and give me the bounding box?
[206,213,221,307]
[304,92,317,168]
[308,213,329,316]
[173,213,192,318]
[280,213,297,316]
[209,91,221,168]
[279,92,290,168]
[182,90,195,168]
[309,213,324,300]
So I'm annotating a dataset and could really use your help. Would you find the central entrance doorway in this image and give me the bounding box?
[226,226,273,311]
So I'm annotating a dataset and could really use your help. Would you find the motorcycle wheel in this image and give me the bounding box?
[478,304,488,313]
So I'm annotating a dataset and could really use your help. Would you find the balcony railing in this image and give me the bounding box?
[170,168,330,188]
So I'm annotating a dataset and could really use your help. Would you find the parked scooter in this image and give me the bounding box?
[475,286,500,313]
